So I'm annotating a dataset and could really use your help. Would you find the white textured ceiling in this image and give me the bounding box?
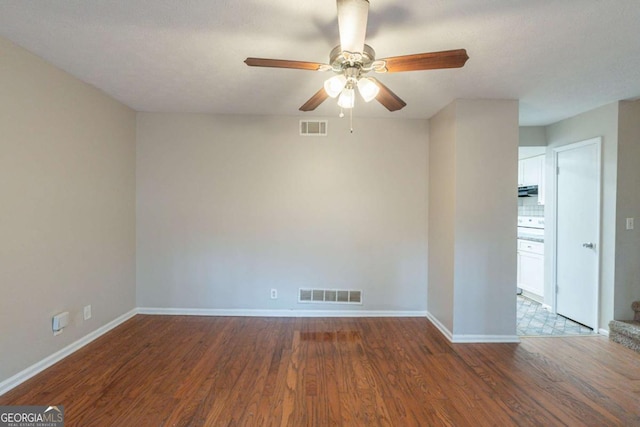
[1,0,639,125]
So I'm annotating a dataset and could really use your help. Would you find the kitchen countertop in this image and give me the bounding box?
[518,235,544,243]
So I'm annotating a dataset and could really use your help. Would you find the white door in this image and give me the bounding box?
[555,138,600,329]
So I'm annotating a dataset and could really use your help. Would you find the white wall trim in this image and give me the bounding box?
[451,334,521,343]
[426,311,454,342]
[598,328,609,336]
[0,308,138,396]
[426,311,520,343]
[137,307,427,318]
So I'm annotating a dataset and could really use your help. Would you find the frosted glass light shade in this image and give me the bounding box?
[324,75,348,98]
[338,88,355,109]
[357,77,379,102]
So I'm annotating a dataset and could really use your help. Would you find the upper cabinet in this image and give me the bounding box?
[518,154,546,205]
[519,156,541,186]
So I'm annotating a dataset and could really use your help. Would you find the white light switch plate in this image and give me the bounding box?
[626,218,634,230]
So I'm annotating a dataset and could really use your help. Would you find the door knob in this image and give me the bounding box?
[582,242,595,249]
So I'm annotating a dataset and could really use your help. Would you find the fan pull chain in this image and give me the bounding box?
[338,107,354,133]
[349,107,353,133]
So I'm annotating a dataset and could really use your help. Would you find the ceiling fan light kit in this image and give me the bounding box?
[324,63,379,107]
[244,0,469,129]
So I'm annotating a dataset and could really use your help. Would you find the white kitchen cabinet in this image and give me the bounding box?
[518,154,546,205]
[517,160,524,186]
[518,155,544,187]
[519,156,540,186]
[517,239,544,298]
[536,155,546,205]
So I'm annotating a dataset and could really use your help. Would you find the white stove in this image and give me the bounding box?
[517,216,544,242]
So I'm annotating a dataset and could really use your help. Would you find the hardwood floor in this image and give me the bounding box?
[1,315,639,426]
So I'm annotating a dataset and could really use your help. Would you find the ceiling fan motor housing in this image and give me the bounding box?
[329,44,377,74]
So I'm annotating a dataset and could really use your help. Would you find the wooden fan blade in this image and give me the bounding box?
[299,88,329,111]
[380,49,469,73]
[244,58,327,71]
[371,78,406,112]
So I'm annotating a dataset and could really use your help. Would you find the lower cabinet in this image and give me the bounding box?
[517,240,544,297]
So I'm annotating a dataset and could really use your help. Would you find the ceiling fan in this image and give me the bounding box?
[244,0,469,114]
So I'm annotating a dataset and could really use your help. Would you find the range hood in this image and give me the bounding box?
[518,185,538,197]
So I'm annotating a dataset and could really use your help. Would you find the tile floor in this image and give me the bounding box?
[517,295,595,336]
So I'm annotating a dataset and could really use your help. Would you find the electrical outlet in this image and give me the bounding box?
[83,304,92,320]
[53,312,69,335]
[270,289,278,299]
[626,218,634,230]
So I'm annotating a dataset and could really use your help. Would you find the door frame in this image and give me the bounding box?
[550,137,602,330]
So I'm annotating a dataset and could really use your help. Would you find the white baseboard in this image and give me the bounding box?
[598,328,609,336]
[426,311,520,343]
[0,308,138,396]
[137,307,428,318]
[426,311,454,341]
[451,334,520,343]
[521,290,544,305]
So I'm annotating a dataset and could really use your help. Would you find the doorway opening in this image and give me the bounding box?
[516,141,600,337]
[517,147,549,336]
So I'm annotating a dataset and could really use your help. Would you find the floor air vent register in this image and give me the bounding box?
[298,288,362,304]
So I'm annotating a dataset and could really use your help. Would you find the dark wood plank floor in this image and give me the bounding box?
[2,315,639,426]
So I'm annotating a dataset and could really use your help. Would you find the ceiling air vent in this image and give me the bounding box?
[300,120,328,136]
[298,288,363,305]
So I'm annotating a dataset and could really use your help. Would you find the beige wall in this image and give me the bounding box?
[0,37,136,383]
[545,102,619,331]
[615,100,640,320]
[519,126,547,147]
[136,113,429,312]
[427,103,456,332]
[454,100,519,336]
[428,99,519,339]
